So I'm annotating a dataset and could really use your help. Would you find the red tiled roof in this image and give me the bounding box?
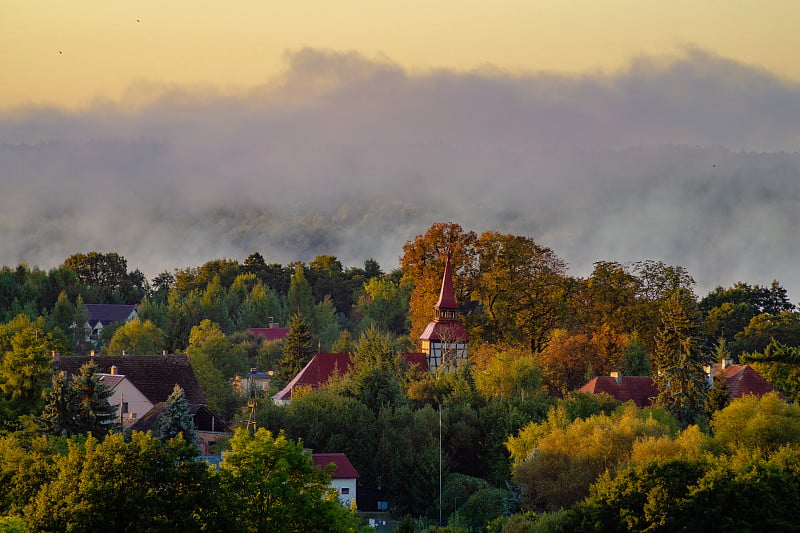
[579,376,658,408]
[715,364,786,400]
[272,352,430,401]
[246,327,291,341]
[312,452,360,479]
[435,252,458,310]
[419,321,469,342]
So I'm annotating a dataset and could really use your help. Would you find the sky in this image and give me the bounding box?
[2,1,800,301]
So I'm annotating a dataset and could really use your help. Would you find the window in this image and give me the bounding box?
[121,402,129,414]
[341,488,350,495]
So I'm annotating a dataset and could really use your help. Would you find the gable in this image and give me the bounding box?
[312,452,360,479]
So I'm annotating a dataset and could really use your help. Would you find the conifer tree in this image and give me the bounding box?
[158,384,198,448]
[653,289,710,426]
[70,361,118,436]
[40,362,117,437]
[276,312,315,383]
[40,372,76,436]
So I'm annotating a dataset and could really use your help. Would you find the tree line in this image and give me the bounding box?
[2,221,800,530]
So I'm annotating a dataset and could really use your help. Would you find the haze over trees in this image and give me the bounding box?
[0,221,799,530]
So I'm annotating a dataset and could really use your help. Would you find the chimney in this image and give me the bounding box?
[703,365,714,388]
[162,350,168,355]
[268,317,278,328]
[90,350,95,357]
[122,350,129,356]
[110,365,118,375]
[610,371,622,384]
[52,350,60,358]
[722,358,733,369]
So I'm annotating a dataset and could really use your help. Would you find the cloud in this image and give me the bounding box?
[1,47,799,301]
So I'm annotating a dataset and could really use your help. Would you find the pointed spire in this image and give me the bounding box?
[434,249,458,311]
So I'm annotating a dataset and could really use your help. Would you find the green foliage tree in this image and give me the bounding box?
[741,339,800,402]
[72,295,91,355]
[473,348,541,401]
[0,316,59,423]
[219,427,365,533]
[473,231,569,352]
[286,263,315,321]
[314,295,341,352]
[186,321,240,420]
[25,432,224,532]
[106,318,165,355]
[652,289,710,426]
[508,404,674,512]
[620,332,650,376]
[40,362,117,437]
[187,319,246,379]
[710,392,800,452]
[158,384,198,447]
[275,312,315,383]
[355,276,411,336]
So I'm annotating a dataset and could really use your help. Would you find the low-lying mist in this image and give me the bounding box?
[2,47,799,300]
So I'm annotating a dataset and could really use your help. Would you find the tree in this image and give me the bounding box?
[275,312,315,383]
[187,319,246,379]
[355,276,411,336]
[186,320,241,420]
[106,318,165,355]
[652,289,710,426]
[158,384,198,447]
[41,362,118,438]
[286,263,315,321]
[508,404,674,512]
[72,295,91,355]
[63,251,143,303]
[69,361,118,436]
[472,231,569,351]
[0,316,59,422]
[741,339,800,402]
[473,347,541,401]
[621,332,650,376]
[710,392,800,452]
[219,427,365,533]
[25,432,225,532]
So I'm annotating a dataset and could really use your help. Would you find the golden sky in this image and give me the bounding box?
[2,0,798,110]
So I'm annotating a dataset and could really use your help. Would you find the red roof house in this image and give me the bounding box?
[580,363,785,407]
[313,452,360,507]
[712,362,786,400]
[579,373,659,408]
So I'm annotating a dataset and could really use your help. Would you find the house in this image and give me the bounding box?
[52,354,226,452]
[236,369,273,398]
[419,251,469,371]
[246,320,290,342]
[708,359,787,400]
[578,372,659,407]
[84,304,139,340]
[130,402,228,454]
[312,452,360,507]
[271,352,428,405]
[579,362,785,407]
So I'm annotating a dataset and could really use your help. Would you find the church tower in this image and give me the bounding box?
[419,251,469,371]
